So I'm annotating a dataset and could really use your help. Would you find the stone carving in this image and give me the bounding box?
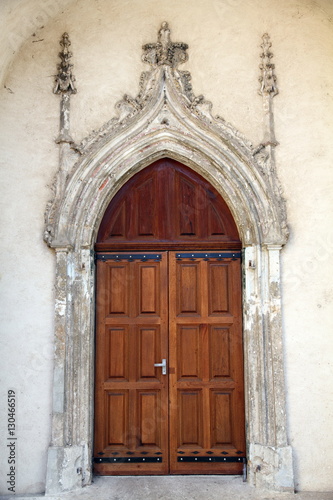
[44,221,55,247]
[254,32,288,241]
[75,21,189,153]
[45,23,293,494]
[258,33,278,97]
[46,24,288,249]
[44,144,78,247]
[252,143,270,166]
[254,33,279,171]
[54,32,77,95]
[142,21,188,68]
[75,23,252,157]
[53,32,77,145]
[44,33,78,246]
[216,114,253,150]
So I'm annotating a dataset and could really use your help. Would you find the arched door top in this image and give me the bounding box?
[96,159,241,251]
[44,23,288,251]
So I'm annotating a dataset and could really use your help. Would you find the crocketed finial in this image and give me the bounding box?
[142,22,189,69]
[54,32,77,94]
[258,33,278,97]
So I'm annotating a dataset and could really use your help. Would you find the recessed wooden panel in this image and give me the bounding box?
[109,201,126,237]
[178,391,203,447]
[139,265,158,314]
[178,263,199,314]
[139,392,160,446]
[178,177,196,236]
[209,327,230,379]
[108,327,128,380]
[107,392,128,446]
[208,263,229,314]
[177,326,200,379]
[208,203,226,236]
[107,264,129,315]
[210,391,232,446]
[137,178,155,236]
[138,327,159,379]
[96,159,241,250]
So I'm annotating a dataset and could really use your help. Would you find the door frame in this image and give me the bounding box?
[44,25,294,492]
[44,150,293,493]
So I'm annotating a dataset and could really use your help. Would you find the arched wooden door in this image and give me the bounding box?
[94,159,245,475]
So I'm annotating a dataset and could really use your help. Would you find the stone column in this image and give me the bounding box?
[244,244,294,491]
[45,247,95,494]
[45,247,84,494]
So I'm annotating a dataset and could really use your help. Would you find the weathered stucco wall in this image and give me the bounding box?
[0,0,332,494]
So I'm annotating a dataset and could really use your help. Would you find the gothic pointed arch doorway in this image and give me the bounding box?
[93,158,246,475]
[45,23,294,493]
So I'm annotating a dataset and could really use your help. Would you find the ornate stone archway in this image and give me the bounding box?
[44,24,294,494]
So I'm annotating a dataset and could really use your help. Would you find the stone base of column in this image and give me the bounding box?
[248,443,294,492]
[45,445,85,494]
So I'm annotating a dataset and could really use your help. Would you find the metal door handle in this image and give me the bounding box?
[154,358,167,375]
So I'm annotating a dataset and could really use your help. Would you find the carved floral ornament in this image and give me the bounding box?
[45,23,287,249]
[142,21,189,68]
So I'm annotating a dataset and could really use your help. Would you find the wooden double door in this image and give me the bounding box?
[94,251,245,475]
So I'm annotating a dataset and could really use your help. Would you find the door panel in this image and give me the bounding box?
[106,391,128,445]
[208,262,229,314]
[94,254,169,475]
[96,159,242,251]
[107,326,129,380]
[94,251,245,475]
[169,252,245,474]
[177,263,201,315]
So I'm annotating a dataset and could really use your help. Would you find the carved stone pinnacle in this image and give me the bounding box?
[54,32,77,94]
[142,22,188,69]
[258,33,278,97]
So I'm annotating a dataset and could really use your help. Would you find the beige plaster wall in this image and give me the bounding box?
[0,0,332,494]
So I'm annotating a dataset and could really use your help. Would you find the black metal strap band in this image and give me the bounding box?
[96,253,162,261]
[177,456,246,463]
[94,457,162,463]
[175,252,241,260]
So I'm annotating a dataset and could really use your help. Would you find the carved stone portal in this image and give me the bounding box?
[45,23,294,494]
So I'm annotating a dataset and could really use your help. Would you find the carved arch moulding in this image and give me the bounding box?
[44,23,294,494]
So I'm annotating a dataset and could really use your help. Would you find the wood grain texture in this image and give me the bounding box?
[94,255,169,475]
[168,253,245,474]
[95,253,245,475]
[96,159,241,251]
[94,160,244,475]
